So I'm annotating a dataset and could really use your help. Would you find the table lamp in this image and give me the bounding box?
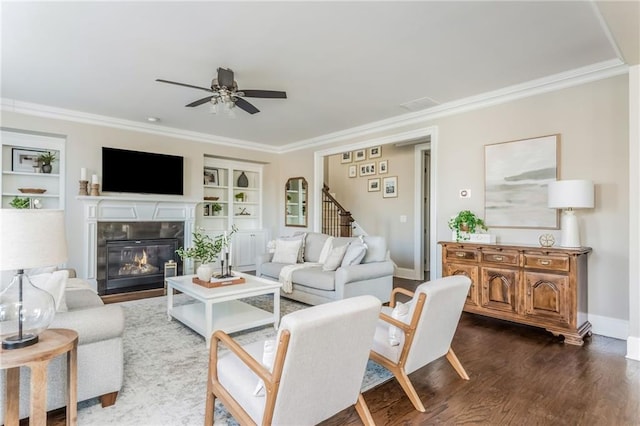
[0,210,68,349]
[547,179,594,248]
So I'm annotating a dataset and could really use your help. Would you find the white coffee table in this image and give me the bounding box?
[166,272,281,347]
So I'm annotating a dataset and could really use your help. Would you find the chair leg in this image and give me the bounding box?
[354,393,375,426]
[204,389,215,426]
[446,348,469,380]
[394,369,426,412]
[100,391,118,407]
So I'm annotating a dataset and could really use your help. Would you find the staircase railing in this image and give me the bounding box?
[322,184,354,237]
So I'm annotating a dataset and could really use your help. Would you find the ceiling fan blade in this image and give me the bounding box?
[240,89,287,99]
[186,96,214,107]
[156,79,213,92]
[217,68,235,88]
[234,97,260,114]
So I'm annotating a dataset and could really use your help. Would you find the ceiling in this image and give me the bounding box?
[1,1,638,152]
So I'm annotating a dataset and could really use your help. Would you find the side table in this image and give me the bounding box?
[1,328,78,426]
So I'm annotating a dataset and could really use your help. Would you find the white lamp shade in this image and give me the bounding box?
[0,210,68,271]
[547,180,594,209]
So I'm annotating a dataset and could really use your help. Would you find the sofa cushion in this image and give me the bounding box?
[341,239,367,267]
[272,238,303,264]
[322,244,349,272]
[303,233,330,262]
[291,267,335,291]
[260,262,287,280]
[29,270,69,312]
[362,236,387,263]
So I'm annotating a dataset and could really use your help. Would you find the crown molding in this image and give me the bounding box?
[279,59,628,153]
[0,99,279,154]
[2,59,628,155]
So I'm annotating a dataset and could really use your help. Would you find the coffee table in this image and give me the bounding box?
[166,272,281,347]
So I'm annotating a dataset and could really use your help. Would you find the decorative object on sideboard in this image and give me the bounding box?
[547,179,594,248]
[539,233,555,247]
[237,171,249,187]
[37,151,57,174]
[0,210,68,349]
[448,210,489,242]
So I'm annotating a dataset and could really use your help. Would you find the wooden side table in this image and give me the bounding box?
[1,328,78,426]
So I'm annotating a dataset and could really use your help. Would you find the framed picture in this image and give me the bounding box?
[368,178,380,192]
[12,148,46,172]
[378,160,388,174]
[369,146,381,158]
[359,162,376,177]
[341,151,352,163]
[348,165,357,178]
[354,149,366,162]
[383,176,398,198]
[484,134,559,228]
[204,167,220,186]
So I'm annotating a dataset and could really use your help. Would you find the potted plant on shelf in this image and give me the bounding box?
[175,226,237,281]
[448,210,488,242]
[235,192,245,202]
[37,151,57,174]
[211,203,222,216]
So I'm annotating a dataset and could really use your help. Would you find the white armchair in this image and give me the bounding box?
[369,276,472,412]
[205,295,382,425]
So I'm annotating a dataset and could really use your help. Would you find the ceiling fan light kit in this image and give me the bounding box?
[156,67,286,116]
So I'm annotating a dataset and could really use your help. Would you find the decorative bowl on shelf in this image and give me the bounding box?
[204,196,219,201]
[18,188,47,194]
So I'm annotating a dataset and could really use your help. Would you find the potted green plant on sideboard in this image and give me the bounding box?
[448,210,488,242]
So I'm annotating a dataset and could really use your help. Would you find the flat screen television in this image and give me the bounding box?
[102,147,184,196]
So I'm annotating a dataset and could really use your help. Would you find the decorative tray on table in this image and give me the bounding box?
[192,275,246,288]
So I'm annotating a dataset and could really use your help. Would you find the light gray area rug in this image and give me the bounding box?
[77,294,392,425]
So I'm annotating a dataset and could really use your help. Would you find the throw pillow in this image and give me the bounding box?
[388,301,411,346]
[341,239,367,267]
[29,270,69,312]
[253,339,276,397]
[272,238,304,264]
[274,234,306,263]
[322,243,349,272]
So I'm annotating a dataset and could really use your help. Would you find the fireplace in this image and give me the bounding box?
[105,238,177,294]
[97,221,184,295]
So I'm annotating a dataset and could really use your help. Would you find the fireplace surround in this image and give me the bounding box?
[78,197,199,293]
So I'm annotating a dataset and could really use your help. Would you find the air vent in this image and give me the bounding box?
[400,96,440,111]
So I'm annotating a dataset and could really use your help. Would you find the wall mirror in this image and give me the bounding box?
[285,177,308,227]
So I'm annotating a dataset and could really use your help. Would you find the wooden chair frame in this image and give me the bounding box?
[369,287,469,412]
[205,329,375,426]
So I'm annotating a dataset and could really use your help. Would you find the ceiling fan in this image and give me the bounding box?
[156,67,286,115]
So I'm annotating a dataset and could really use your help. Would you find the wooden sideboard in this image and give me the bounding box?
[439,241,592,345]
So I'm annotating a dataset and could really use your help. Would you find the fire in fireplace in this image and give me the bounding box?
[105,238,177,294]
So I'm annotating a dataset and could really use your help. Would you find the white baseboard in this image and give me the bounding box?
[394,267,421,280]
[588,313,629,340]
[627,336,640,361]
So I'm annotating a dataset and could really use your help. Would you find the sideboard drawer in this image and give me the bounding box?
[523,253,569,272]
[445,248,478,262]
[481,250,519,266]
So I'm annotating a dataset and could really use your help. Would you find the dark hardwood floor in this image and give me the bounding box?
[321,278,640,425]
[43,276,639,425]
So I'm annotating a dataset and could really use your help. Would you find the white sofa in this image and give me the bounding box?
[256,232,394,305]
[0,271,124,422]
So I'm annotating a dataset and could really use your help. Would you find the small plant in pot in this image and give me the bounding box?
[211,203,222,216]
[448,210,488,242]
[175,226,237,281]
[37,151,57,174]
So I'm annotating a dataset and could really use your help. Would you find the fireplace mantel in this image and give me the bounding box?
[78,196,199,288]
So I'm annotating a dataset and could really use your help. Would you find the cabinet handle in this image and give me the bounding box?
[538,259,551,265]
[456,252,466,258]
[494,255,504,261]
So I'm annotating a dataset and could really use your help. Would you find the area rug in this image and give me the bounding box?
[77,294,392,425]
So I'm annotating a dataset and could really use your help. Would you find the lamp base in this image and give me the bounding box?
[2,333,39,350]
[560,210,581,248]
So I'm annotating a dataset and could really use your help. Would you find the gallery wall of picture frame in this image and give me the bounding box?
[340,146,397,198]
